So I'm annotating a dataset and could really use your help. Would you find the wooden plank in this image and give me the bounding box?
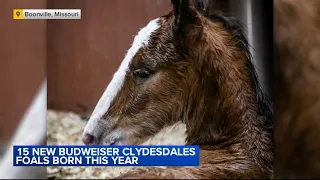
[0,0,46,145]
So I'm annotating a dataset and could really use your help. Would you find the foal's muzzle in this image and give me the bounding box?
[82,131,122,145]
[82,133,95,145]
[82,117,122,145]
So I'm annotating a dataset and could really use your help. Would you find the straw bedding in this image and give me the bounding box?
[47,110,186,179]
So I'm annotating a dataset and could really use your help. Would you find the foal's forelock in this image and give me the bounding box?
[83,18,161,141]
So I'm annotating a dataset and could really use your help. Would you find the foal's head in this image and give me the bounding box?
[82,0,272,147]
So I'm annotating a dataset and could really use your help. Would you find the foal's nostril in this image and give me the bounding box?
[82,133,95,145]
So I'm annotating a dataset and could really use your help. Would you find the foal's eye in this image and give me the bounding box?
[133,69,151,79]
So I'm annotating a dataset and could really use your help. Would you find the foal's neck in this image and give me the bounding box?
[183,29,273,172]
[185,74,262,146]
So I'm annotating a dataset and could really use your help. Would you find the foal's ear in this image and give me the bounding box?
[171,0,192,18]
[171,0,200,28]
[171,0,202,40]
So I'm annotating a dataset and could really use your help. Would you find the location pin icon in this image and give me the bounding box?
[16,11,20,17]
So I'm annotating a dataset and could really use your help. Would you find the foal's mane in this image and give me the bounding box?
[194,0,273,125]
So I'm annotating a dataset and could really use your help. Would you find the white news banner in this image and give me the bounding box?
[13,9,81,20]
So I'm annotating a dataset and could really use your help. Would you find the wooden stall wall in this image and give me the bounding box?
[47,0,229,117]
[0,0,46,145]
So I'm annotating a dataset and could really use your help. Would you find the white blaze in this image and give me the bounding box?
[84,18,160,136]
